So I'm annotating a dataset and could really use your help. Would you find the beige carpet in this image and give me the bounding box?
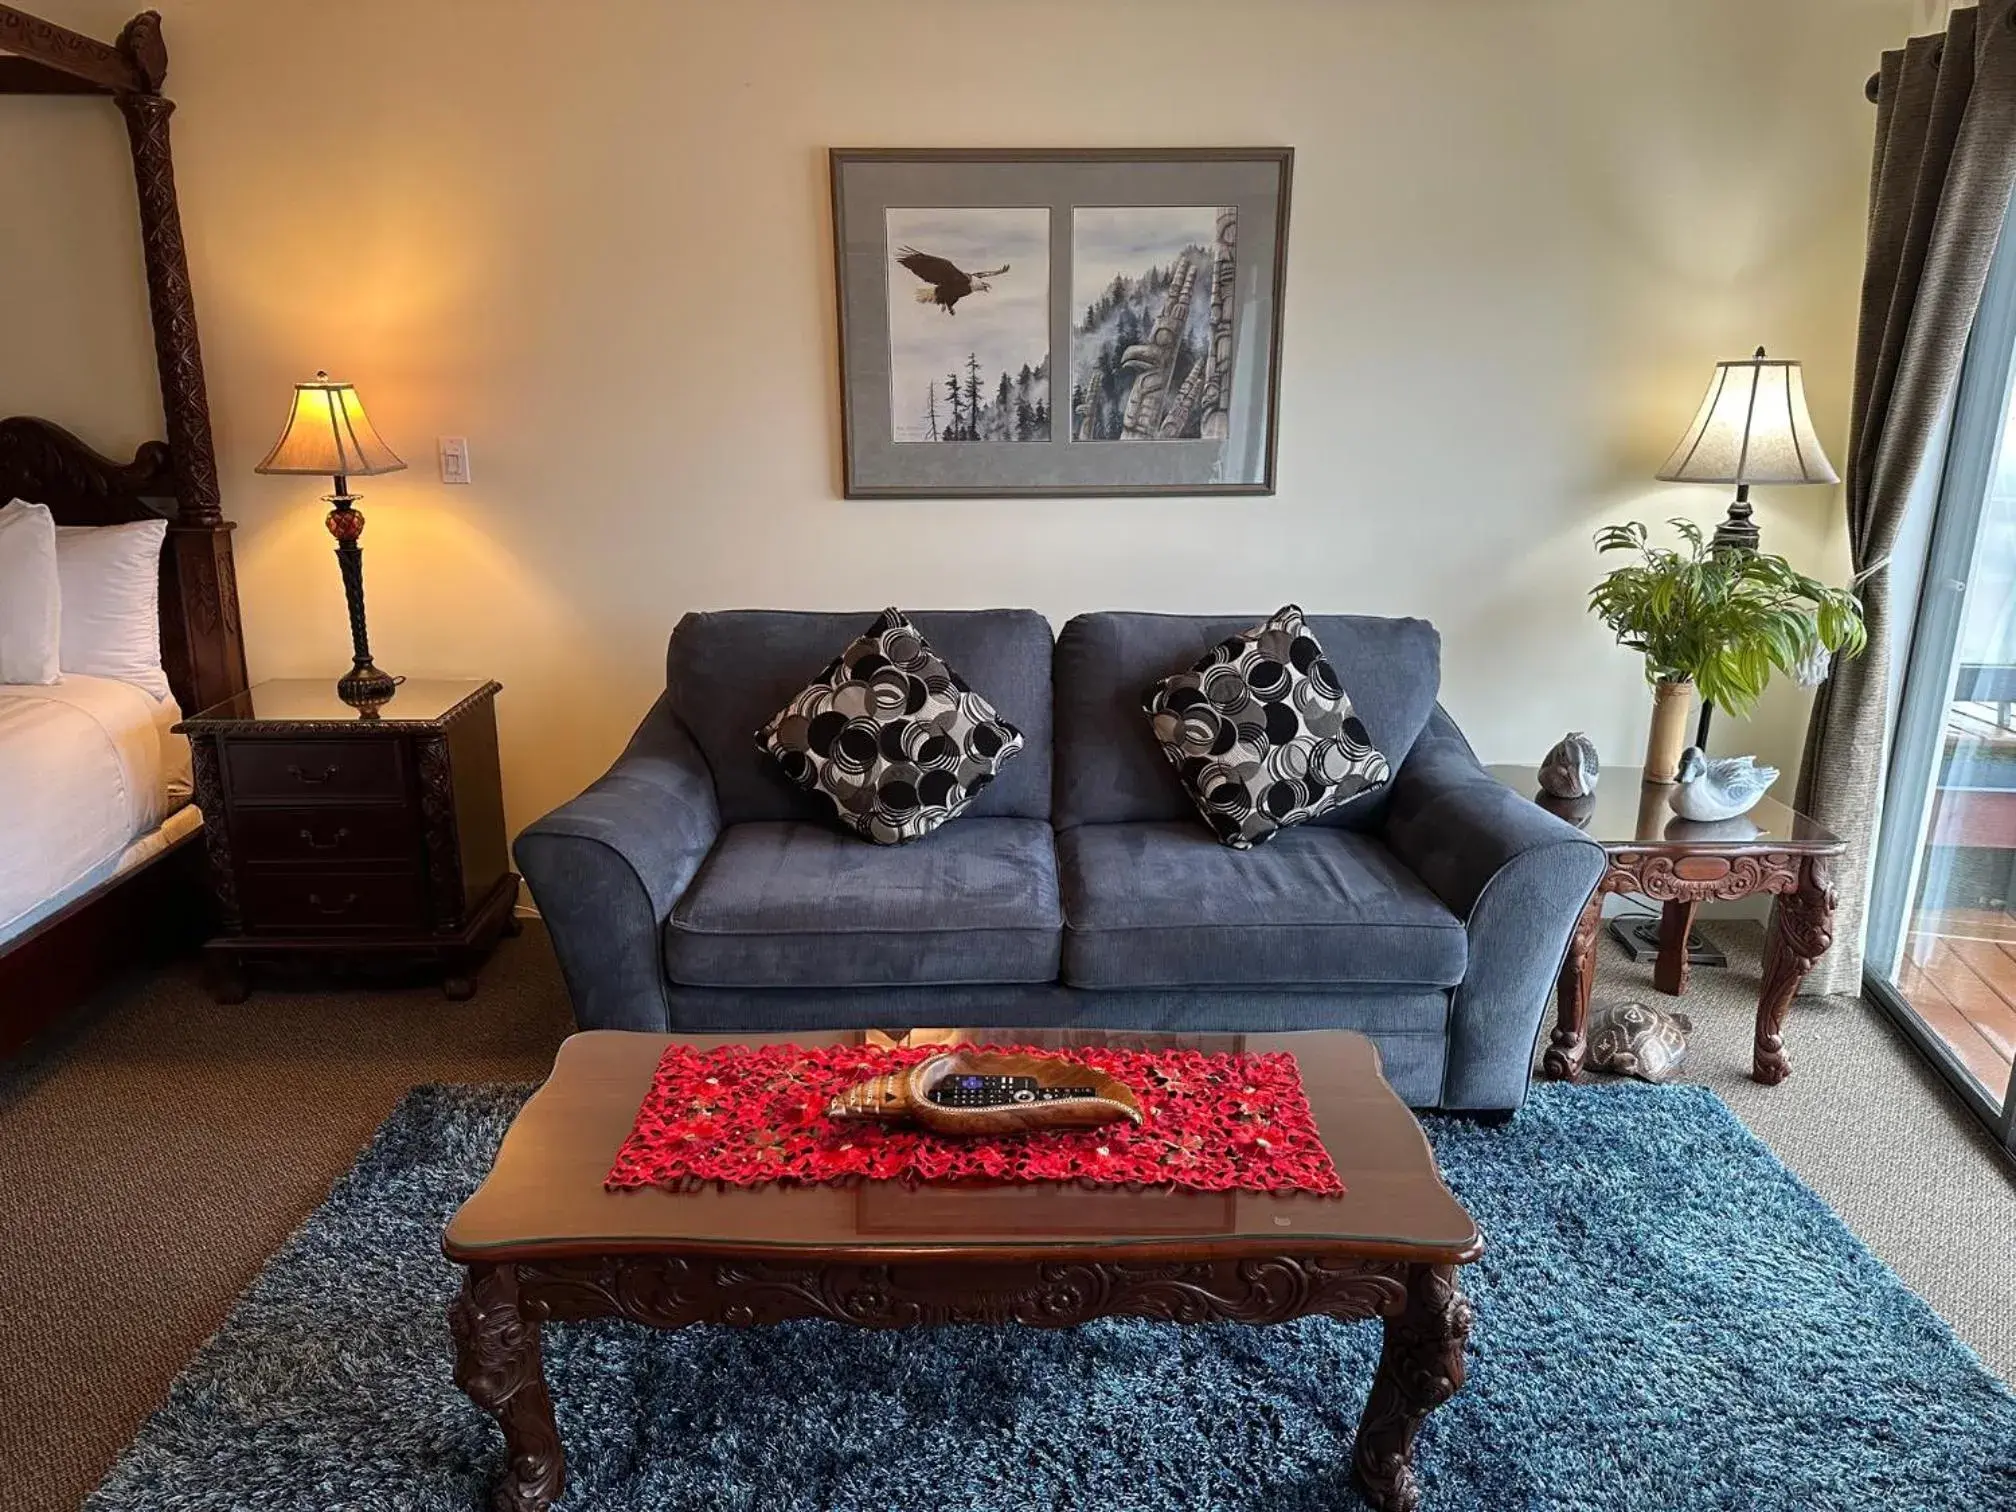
[1,920,2009,1512]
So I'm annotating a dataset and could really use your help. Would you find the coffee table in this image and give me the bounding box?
[444,1028,1481,1512]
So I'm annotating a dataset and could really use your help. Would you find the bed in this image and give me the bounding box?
[0,676,196,935]
[0,8,248,1055]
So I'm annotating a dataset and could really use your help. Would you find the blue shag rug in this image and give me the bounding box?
[86,1082,2016,1512]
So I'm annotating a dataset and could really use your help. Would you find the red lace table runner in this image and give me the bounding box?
[604,1042,1344,1195]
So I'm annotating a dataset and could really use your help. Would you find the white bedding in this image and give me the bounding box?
[0,674,194,941]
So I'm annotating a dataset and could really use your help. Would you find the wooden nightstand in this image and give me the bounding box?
[176,678,519,1002]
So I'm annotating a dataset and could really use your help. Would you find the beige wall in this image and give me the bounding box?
[3,0,1909,847]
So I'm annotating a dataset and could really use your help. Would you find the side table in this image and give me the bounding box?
[176,678,519,1002]
[1487,765,1844,1086]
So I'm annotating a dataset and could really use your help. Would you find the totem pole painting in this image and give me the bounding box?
[1070,206,1236,442]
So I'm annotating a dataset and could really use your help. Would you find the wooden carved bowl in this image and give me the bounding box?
[826,1051,1145,1137]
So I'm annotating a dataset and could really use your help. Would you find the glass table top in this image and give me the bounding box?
[178,677,497,729]
[1487,764,1841,850]
[443,1029,1482,1262]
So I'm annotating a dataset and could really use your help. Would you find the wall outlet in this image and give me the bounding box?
[438,436,472,485]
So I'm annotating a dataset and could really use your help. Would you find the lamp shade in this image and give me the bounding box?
[254,372,406,477]
[1656,348,1838,486]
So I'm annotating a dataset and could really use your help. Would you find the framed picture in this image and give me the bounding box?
[830,148,1293,498]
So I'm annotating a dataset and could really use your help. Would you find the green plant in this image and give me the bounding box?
[1588,518,1868,716]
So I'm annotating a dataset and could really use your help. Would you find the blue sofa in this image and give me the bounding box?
[517,610,1605,1114]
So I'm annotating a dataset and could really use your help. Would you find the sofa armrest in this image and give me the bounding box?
[515,693,721,1032]
[1382,706,1606,1111]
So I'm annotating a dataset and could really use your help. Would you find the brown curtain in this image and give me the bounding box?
[1795,0,2016,994]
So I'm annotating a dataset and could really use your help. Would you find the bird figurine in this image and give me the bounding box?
[1538,732,1600,798]
[1668,747,1779,821]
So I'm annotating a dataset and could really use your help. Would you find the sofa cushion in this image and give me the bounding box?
[665,819,1061,988]
[1142,605,1390,850]
[668,609,1054,826]
[1056,612,1440,831]
[1058,821,1466,989]
[757,608,1025,845]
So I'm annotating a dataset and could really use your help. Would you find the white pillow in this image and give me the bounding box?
[56,517,170,702]
[0,499,62,685]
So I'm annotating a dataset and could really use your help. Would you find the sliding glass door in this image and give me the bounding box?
[1866,199,2016,1148]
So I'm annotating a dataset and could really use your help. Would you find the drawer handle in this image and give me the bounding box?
[298,826,351,852]
[306,892,358,916]
[287,763,343,786]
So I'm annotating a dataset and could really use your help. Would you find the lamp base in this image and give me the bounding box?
[1712,483,1760,554]
[337,659,400,715]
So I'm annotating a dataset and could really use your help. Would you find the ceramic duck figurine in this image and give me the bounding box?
[1538,732,1600,799]
[1668,747,1779,821]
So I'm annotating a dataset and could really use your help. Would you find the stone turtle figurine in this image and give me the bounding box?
[1538,733,1600,799]
[1586,1000,1693,1083]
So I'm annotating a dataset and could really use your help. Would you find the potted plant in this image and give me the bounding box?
[1588,518,1868,780]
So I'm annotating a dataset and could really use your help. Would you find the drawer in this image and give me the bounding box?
[225,740,404,802]
[233,805,418,865]
[240,869,427,932]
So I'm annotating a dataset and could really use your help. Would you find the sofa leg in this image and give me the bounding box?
[1468,1109,1515,1128]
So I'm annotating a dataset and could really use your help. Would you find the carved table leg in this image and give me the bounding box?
[1543,894,1604,1080]
[450,1263,564,1512]
[204,945,249,1006]
[1653,899,1699,996]
[1353,1262,1473,1512]
[1753,857,1836,1086]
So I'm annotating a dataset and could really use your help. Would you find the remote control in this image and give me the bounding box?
[927,1074,1101,1109]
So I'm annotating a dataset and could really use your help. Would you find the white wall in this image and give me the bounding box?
[1,0,1909,845]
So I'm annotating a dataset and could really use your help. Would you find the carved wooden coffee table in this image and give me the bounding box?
[444,1028,1481,1512]
[1488,765,1845,1085]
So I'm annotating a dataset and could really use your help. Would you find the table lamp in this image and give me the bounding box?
[1656,346,1838,746]
[255,372,407,711]
[1657,346,1838,553]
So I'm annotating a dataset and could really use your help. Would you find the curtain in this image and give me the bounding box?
[1795,0,2016,994]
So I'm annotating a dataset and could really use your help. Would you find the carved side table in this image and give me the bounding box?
[176,678,519,1001]
[1488,765,1844,1086]
[445,1028,1482,1512]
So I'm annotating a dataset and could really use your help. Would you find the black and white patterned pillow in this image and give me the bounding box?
[1143,605,1389,850]
[757,608,1025,845]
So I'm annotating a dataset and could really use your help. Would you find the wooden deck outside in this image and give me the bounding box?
[1899,916,2016,1105]
[1893,695,2016,1106]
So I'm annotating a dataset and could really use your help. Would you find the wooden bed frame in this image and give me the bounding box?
[0,8,248,1056]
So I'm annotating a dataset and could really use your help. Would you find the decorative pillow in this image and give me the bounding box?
[0,499,62,685]
[757,608,1025,845]
[1142,605,1389,850]
[56,518,169,702]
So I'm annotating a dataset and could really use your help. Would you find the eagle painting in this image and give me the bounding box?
[895,246,1010,314]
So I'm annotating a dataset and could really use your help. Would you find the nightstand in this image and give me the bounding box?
[176,678,519,1002]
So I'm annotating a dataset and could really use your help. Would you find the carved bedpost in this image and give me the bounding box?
[113,11,247,712]
[114,15,215,525]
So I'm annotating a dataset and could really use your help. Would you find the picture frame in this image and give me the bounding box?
[830,148,1293,498]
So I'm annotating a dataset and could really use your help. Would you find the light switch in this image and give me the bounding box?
[438,436,471,485]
